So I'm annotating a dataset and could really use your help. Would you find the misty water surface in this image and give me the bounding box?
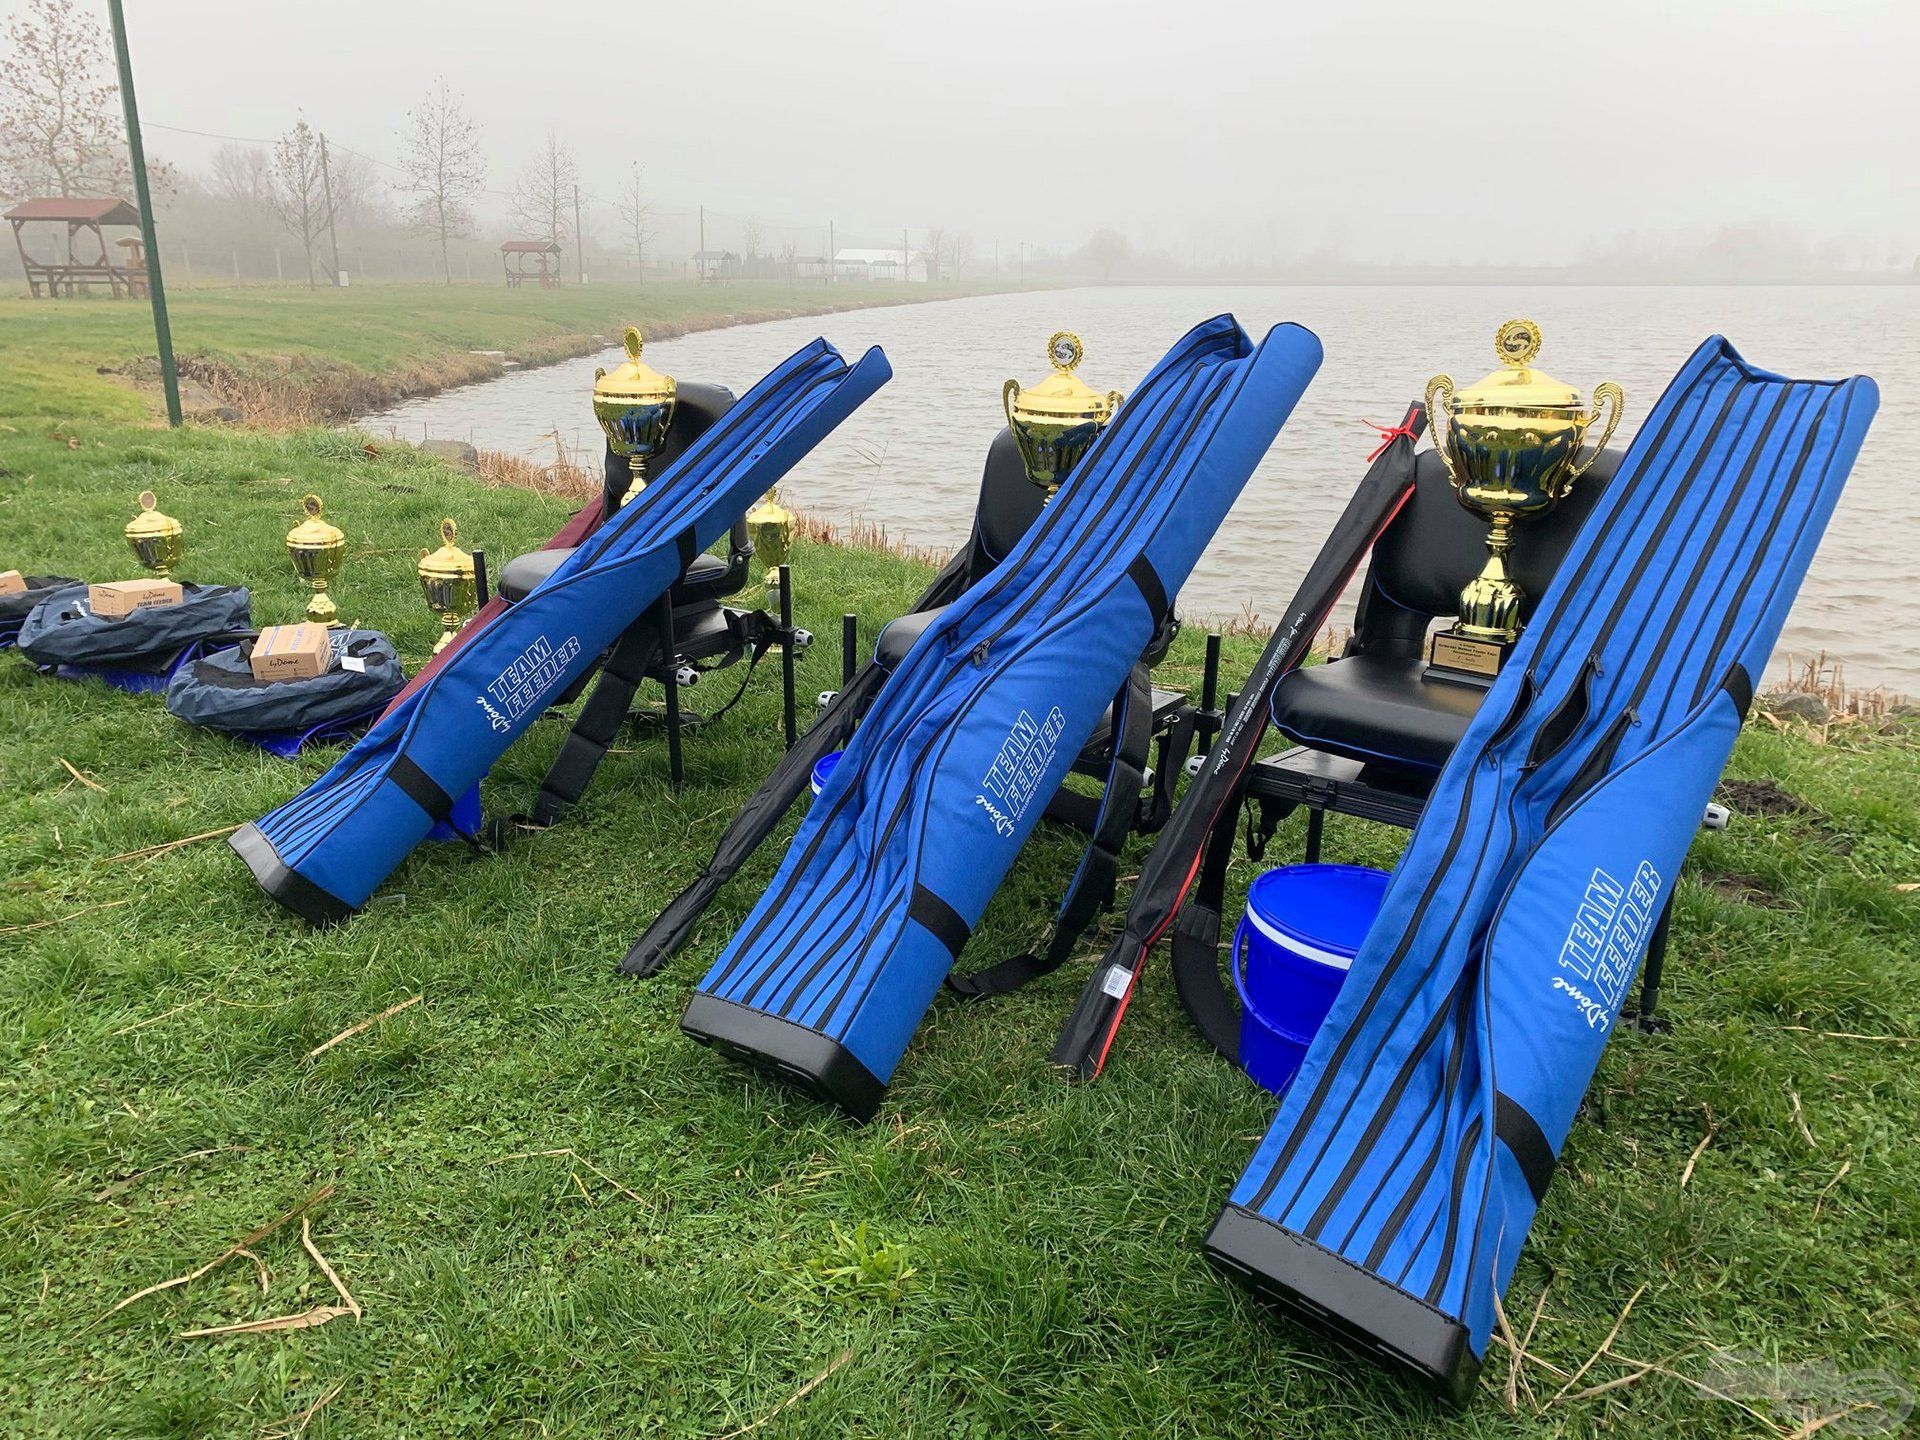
[364,285,1918,693]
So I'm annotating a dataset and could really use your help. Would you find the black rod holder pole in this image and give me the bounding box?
[842,613,858,686]
[1198,631,1224,750]
[657,596,684,788]
[779,565,797,749]
[472,548,490,609]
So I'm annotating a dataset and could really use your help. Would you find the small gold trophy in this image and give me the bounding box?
[1003,331,1123,494]
[286,493,347,627]
[125,490,184,578]
[1424,320,1624,683]
[746,487,795,616]
[418,517,477,654]
[592,326,677,507]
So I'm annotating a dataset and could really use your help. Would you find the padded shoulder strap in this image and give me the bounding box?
[528,594,670,827]
[946,660,1154,1000]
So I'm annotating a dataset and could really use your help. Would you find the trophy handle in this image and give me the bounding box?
[1568,380,1625,484]
[1424,373,1464,488]
[1002,378,1021,433]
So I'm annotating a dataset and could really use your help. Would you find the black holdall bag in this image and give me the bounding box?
[0,575,83,641]
[165,629,405,736]
[17,583,253,672]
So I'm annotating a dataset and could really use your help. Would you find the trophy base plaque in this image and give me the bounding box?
[1424,627,1510,689]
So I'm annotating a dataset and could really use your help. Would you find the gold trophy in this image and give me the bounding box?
[1003,331,1123,494]
[592,326,677,507]
[125,490,183,578]
[286,492,347,627]
[1424,320,1624,683]
[418,517,477,654]
[746,487,795,616]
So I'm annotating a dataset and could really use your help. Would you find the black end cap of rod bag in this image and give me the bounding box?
[680,993,886,1123]
[229,823,356,927]
[1204,1204,1482,1409]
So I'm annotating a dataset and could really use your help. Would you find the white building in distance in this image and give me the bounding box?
[833,246,929,282]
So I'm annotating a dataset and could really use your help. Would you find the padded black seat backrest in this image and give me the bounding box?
[1349,447,1622,660]
[960,429,1049,586]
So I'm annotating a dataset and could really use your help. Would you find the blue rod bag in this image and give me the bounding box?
[685,316,1324,1119]
[1205,338,1877,1403]
[231,339,892,923]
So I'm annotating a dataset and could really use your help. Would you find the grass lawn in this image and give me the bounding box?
[0,293,1916,1437]
[0,278,1014,426]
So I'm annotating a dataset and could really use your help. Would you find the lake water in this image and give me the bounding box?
[363,286,1918,694]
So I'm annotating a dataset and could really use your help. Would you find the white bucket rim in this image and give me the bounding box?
[1243,905,1355,971]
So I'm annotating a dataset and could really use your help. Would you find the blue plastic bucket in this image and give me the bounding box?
[1233,863,1390,1095]
[810,750,843,797]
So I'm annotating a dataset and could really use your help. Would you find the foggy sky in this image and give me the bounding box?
[15,0,1919,264]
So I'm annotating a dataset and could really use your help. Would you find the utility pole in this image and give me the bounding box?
[828,220,834,283]
[107,0,179,425]
[318,132,341,285]
[573,183,584,284]
[698,204,707,283]
[1020,241,1026,285]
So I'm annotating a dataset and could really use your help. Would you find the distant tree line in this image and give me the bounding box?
[0,0,1009,293]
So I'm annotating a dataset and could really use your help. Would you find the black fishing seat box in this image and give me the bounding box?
[493,380,805,791]
[866,429,1200,831]
[1249,449,1677,1023]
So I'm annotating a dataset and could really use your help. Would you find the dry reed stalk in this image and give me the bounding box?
[304,994,422,1061]
[100,824,241,865]
[1550,1284,1647,1405]
[1680,1108,1717,1188]
[58,757,106,792]
[98,1183,337,1323]
[0,898,131,936]
[716,1349,855,1439]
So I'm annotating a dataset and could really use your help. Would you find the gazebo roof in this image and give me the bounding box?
[4,196,141,225]
[500,238,561,254]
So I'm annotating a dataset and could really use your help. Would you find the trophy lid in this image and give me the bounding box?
[418,517,475,580]
[746,487,792,528]
[1453,320,1585,412]
[125,489,182,542]
[286,492,344,550]
[593,326,676,406]
[1006,331,1121,425]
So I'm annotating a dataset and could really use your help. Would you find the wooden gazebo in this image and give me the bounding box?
[6,197,147,298]
[501,239,562,289]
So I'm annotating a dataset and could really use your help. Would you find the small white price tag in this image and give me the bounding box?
[340,655,367,673]
[1100,965,1132,1000]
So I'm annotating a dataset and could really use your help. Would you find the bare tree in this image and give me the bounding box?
[922,227,946,283]
[743,215,765,260]
[207,142,273,233]
[614,163,655,280]
[948,231,974,278]
[398,78,484,285]
[510,131,577,248]
[0,0,174,201]
[270,120,337,289]
[1076,228,1133,283]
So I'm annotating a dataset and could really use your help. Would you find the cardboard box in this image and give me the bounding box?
[88,578,184,618]
[250,623,333,681]
[0,570,26,596]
